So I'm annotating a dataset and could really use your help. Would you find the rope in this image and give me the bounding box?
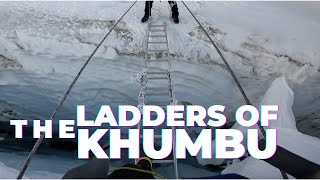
[137,70,148,113]
[111,167,166,179]
[181,1,288,179]
[181,1,266,136]
[16,2,137,179]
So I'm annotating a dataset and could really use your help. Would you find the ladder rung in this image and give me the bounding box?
[149,35,166,37]
[147,50,169,52]
[153,160,174,164]
[146,101,169,105]
[147,92,168,96]
[157,105,168,108]
[150,24,164,27]
[146,87,168,91]
[145,105,168,108]
[149,30,165,32]
[150,28,165,31]
[147,71,168,75]
[147,59,169,62]
[148,76,167,80]
[148,41,167,44]
[146,91,168,94]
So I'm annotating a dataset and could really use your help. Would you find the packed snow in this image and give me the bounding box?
[0,1,319,178]
[198,76,320,178]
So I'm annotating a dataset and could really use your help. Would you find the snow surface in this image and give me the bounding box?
[238,79,320,177]
[0,162,26,179]
[198,76,320,178]
[0,1,319,132]
[197,76,295,166]
[0,1,319,178]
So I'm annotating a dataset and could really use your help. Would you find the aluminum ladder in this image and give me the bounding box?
[136,22,179,179]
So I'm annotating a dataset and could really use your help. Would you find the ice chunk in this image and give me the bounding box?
[222,156,294,179]
[220,77,320,178]
[261,76,296,130]
[106,47,118,59]
[198,76,295,166]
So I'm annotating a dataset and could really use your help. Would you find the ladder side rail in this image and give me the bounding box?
[164,22,171,69]
[136,72,148,164]
[168,71,178,179]
[145,23,151,66]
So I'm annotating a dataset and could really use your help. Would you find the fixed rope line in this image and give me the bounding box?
[181,2,288,179]
[181,2,251,105]
[181,1,267,136]
[16,1,137,179]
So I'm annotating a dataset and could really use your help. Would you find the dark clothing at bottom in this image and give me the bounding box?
[144,1,179,17]
[108,164,155,179]
[192,173,248,179]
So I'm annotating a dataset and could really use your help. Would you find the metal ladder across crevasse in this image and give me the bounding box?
[136,22,179,179]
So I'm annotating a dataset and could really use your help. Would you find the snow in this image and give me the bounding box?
[0,1,319,178]
[0,2,319,124]
[221,127,320,179]
[197,76,297,166]
[0,162,24,179]
[202,76,320,178]
[222,156,295,179]
[261,77,296,129]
